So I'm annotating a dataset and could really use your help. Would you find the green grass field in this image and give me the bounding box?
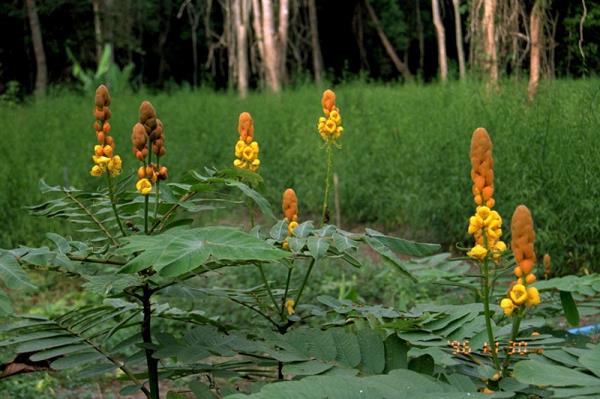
[2,79,599,274]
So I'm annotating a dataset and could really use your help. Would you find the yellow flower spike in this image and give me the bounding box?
[510,284,528,305]
[234,112,260,172]
[90,165,103,177]
[467,245,488,261]
[108,155,122,177]
[285,298,296,315]
[526,287,540,307]
[93,155,110,166]
[136,178,152,195]
[325,119,337,134]
[500,298,516,316]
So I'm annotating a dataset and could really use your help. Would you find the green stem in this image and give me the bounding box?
[321,143,333,226]
[106,174,126,236]
[141,285,159,399]
[258,264,280,319]
[144,195,149,234]
[280,266,293,317]
[295,258,316,307]
[154,157,160,220]
[482,258,500,370]
[502,314,523,373]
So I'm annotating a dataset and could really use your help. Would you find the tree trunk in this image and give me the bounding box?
[307,0,323,84]
[415,0,425,74]
[92,0,103,64]
[483,0,498,84]
[528,1,541,101]
[251,0,266,84]
[363,0,412,81]
[277,0,289,84]
[452,0,466,80]
[25,0,47,98]
[104,0,115,64]
[431,0,448,81]
[233,0,251,97]
[260,0,280,91]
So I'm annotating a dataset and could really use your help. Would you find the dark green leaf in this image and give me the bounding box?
[560,291,580,327]
[307,237,329,259]
[365,228,440,257]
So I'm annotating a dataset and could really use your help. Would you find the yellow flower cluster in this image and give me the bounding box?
[234,112,260,172]
[500,205,541,316]
[467,206,507,262]
[285,298,296,315]
[317,89,343,142]
[466,129,505,262]
[281,188,298,250]
[90,85,122,177]
[131,101,168,195]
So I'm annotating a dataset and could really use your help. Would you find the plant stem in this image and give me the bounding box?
[141,285,159,399]
[106,173,126,236]
[144,195,149,234]
[321,142,333,226]
[149,192,196,234]
[154,157,160,221]
[280,266,293,317]
[64,189,119,247]
[502,314,523,373]
[482,258,500,370]
[258,264,280,318]
[295,258,316,307]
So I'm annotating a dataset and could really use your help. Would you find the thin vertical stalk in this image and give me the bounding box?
[144,196,149,234]
[294,258,316,306]
[153,156,160,221]
[142,285,159,399]
[482,258,500,370]
[106,173,126,236]
[280,266,293,317]
[321,143,333,225]
[502,314,522,372]
[258,264,280,319]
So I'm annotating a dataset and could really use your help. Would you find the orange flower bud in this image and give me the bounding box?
[514,266,523,277]
[105,136,114,146]
[94,121,100,130]
[95,84,111,107]
[136,150,144,161]
[238,112,254,143]
[470,128,494,208]
[146,165,154,177]
[282,188,298,221]
[525,273,536,284]
[137,166,146,179]
[511,205,536,275]
[103,122,111,133]
[321,89,336,115]
[97,131,105,143]
[139,101,157,124]
[103,145,113,158]
[158,166,168,180]
[95,109,105,120]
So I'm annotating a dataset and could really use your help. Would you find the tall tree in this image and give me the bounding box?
[431,0,448,81]
[528,0,543,100]
[363,0,412,81]
[25,0,47,98]
[277,0,289,83]
[483,0,498,83]
[177,0,200,88]
[260,0,280,91]
[307,0,323,84]
[233,0,251,97]
[92,0,104,64]
[452,0,466,79]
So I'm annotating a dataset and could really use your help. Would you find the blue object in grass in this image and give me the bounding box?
[568,324,600,335]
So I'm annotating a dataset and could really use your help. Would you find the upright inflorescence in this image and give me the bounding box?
[90,85,122,177]
[317,89,343,142]
[131,101,168,195]
[234,112,260,172]
[470,128,495,209]
[543,254,551,279]
[281,188,299,250]
[466,128,506,262]
[500,205,541,316]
